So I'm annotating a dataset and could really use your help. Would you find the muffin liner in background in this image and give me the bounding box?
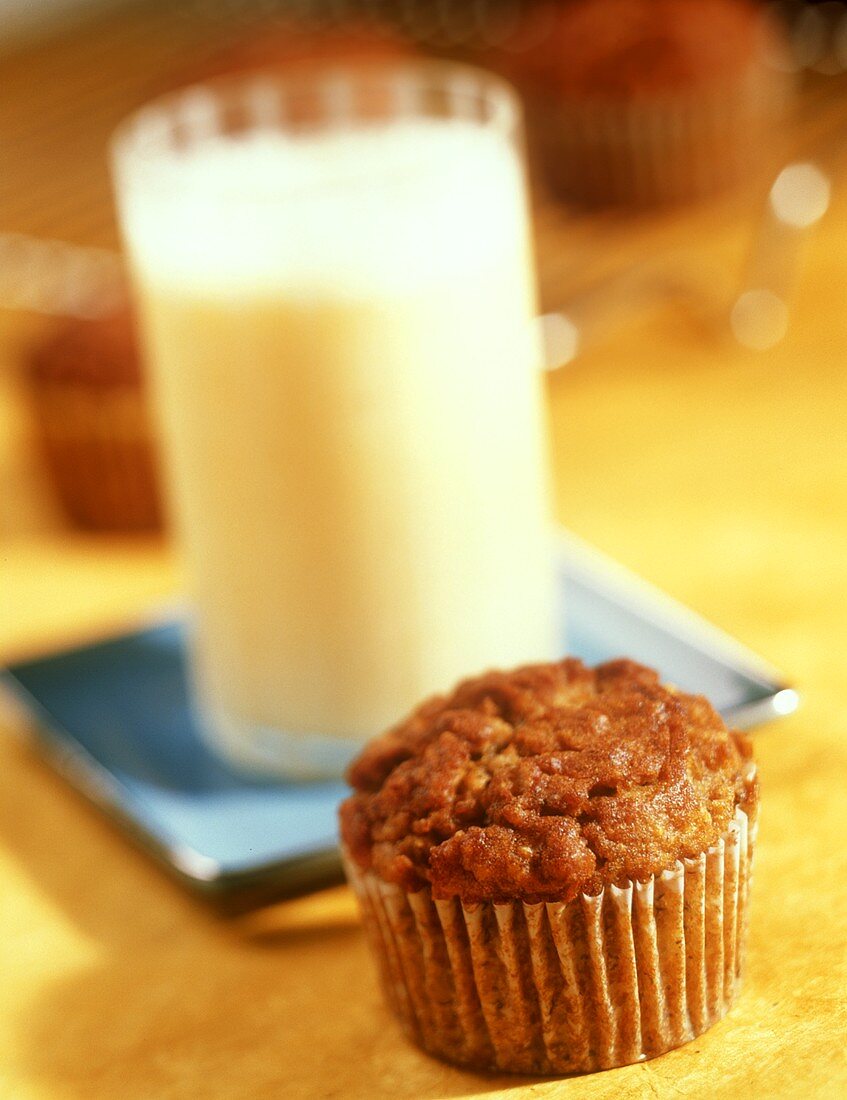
[531,61,792,207]
[344,806,755,1075]
[18,243,164,534]
[30,377,162,531]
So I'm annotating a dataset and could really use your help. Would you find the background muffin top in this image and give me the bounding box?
[496,0,774,101]
[340,658,758,903]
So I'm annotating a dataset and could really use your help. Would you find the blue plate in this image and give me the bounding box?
[1,533,797,912]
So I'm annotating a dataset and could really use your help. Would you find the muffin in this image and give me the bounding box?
[177,19,420,87]
[162,20,423,131]
[479,0,792,206]
[340,657,759,1074]
[25,305,163,532]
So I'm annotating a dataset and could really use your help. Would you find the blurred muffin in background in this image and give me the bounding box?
[481,0,792,206]
[163,19,424,128]
[25,305,163,533]
[179,19,421,85]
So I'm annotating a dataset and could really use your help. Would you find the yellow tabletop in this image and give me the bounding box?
[1,10,846,1099]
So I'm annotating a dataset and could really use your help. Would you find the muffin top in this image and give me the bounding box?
[27,306,141,387]
[181,20,418,86]
[491,0,774,101]
[340,658,758,903]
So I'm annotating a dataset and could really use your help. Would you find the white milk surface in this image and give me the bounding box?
[127,122,528,292]
[123,119,558,774]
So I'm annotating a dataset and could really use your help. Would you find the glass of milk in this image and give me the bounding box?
[112,63,558,778]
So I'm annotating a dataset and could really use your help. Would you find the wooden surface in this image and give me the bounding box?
[1,8,846,1099]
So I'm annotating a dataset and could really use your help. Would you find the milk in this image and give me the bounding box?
[120,119,558,775]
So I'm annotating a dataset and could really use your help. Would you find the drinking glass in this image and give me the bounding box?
[112,62,558,778]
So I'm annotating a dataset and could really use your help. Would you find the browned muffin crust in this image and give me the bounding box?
[341,658,758,903]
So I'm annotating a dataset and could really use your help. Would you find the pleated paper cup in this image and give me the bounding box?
[531,59,791,207]
[344,806,755,1075]
[31,379,163,531]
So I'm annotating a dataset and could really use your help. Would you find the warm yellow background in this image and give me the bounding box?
[1,8,846,1098]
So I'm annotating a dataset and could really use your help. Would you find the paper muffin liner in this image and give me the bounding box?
[344,806,754,1075]
[31,379,162,531]
[530,60,792,206]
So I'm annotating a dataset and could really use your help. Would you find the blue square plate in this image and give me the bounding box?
[1,533,797,913]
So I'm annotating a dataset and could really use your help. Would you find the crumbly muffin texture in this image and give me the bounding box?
[340,658,758,903]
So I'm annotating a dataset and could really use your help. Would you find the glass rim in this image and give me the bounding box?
[111,59,523,174]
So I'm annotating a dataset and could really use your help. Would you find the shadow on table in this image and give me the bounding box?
[0,741,555,1100]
